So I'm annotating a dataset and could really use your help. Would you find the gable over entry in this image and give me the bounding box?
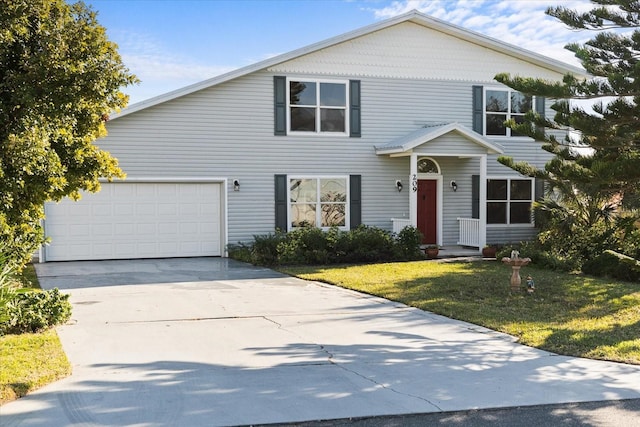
[375,123,504,251]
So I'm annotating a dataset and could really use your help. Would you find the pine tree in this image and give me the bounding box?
[495,0,640,211]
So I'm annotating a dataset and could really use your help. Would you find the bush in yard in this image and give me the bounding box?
[229,225,424,266]
[582,250,640,283]
[1,289,72,335]
[250,231,286,266]
[394,226,424,260]
[278,226,331,265]
[1,250,72,335]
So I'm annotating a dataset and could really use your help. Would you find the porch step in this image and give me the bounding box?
[421,245,483,259]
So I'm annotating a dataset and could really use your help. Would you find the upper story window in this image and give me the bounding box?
[487,178,533,225]
[288,80,348,134]
[485,89,532,137]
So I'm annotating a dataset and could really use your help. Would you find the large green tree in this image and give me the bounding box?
[0,0,137,268]
[496,0,640,208]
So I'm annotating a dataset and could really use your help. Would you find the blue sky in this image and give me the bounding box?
[85,0,594,105]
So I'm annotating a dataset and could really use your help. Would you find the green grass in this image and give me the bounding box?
[280,260,640,365]
[0,265,71,405]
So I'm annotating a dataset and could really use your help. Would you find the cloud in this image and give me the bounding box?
[370,0,596,67]
[112,29,236,104]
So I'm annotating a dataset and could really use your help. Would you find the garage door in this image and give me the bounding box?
[44,182,223,261]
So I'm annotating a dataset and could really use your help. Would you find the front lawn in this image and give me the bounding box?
[0,264,71,405]
[280,260,640,365]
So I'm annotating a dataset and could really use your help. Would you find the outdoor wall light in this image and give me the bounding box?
[396,180,403,192]
[450,180,458,192]
[233,179,240,191]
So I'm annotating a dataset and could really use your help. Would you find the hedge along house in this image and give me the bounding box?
[41,10,585,262]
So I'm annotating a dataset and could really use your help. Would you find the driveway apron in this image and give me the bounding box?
[2,257,639,426]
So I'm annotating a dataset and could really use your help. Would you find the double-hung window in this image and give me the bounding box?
[485,88,533,137]
[487,178,534,224]
[288,80,348,134]
[289,177,347,229]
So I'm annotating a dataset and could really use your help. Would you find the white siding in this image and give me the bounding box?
[269,22,567,82]
[99,58,564,247]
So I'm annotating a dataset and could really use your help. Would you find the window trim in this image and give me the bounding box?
[287,175,350,231]
[486,176,535,227]
[286,77,350,136]
[483,87,536,138]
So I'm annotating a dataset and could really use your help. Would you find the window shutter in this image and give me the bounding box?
[349,80,361,138]
[472,175,480,219]
[349,174,361,228]
[472,85,483,134]
[274,174,287,230]
[534,178,546,227]
[535,97,546,119]
[274,76,286,136]
[535,96,546,136]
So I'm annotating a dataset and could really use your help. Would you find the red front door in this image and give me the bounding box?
[417,180,437,244]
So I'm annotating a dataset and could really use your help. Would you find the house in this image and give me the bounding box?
[40,10,585,262]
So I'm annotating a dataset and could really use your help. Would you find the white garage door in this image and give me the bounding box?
[44,182,223,261]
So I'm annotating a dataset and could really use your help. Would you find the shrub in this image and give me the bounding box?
[226,242,253,264]
[251,231,286,266]
[334,225,396,263]
[582,250,640,282]
[229,225,424,266]
[395,226,424,260]
[1,289,72,335]
[278,227,331,265]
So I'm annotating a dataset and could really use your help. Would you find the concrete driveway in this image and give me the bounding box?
[2,257,639,426]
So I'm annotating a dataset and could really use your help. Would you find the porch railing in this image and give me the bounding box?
[391,218,412,234]
[457,217,480,247]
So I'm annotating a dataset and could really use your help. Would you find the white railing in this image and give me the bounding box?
[391,218,412,234]
[457,217,480,247]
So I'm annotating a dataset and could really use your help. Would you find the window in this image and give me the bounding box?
[289,80,347,134]
[417,158,440,174]
[485,89,532,136]
[487,178,533,224]
[289,177,347,228]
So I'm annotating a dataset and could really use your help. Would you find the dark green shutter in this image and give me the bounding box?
[349,80,361,138]
[472,85,483,134]
[274,174,287,230]
[472,175,480,219]
[533,178,546,227]
[349,174,361,228]
[535,96,546,136]
[535,97,546,119]
[274,76,286,136]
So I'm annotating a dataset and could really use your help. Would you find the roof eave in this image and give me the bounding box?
[113,9,587,120]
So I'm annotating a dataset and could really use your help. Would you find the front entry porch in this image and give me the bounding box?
[378,122,505,255]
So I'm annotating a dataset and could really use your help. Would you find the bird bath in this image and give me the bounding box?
[501,250,531,292]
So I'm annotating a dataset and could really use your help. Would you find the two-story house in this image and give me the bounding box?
[40,10,585,262]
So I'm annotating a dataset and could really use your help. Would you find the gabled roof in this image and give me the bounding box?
[114,9,586,119]
[374,122,504,155]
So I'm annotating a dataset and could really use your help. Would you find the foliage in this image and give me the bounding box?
[0,329,71,404]
[281,261,640,364]
[583,250,640,282]
[0,0,138,269]
[494,1,640,271]
[228,225,424,266]
[1,288,72,335]
[394,226,425,260]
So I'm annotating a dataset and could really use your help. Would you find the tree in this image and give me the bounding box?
[0,0,137,268]
[495,0,640,210]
